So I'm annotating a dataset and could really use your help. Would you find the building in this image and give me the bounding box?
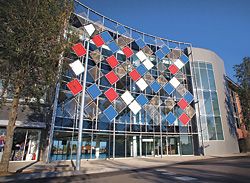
[0,1,244,162]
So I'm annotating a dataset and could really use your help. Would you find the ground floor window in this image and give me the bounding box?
[0,128,41,161]
[51,131,195,161]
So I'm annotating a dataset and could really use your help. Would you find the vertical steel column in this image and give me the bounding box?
[76,39,90,171]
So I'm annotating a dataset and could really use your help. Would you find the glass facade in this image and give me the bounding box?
[192,61,224,141]
[49,2,200,161]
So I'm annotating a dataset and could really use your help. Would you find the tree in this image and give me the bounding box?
[0,0,73,173]
[234,57,250,127]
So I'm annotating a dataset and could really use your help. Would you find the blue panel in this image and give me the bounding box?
[180,54,189,64]
[107,41,120,53]
[163,83,175,95]
[136,64,147,76]
[100,31,113,43]
[136,94,149,106]
[183,91,194,104]
[155,49,165,60]
[166,112,177,124]
[150,81,161,93]
[135,38,146,48]
[116,25,127,35]
[87,84,102,100]
[103,105,118,121]
[161,45,171,55]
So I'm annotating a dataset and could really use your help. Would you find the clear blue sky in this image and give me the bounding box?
[79,0,250,81]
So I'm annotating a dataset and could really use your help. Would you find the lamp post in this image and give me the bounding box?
[76,38,90,171]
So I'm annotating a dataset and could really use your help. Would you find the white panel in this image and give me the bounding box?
[136,78,148,91]
[169,77,180,88]
[128,100,142,115]
[174,59,185,69]
[136,50,147,61]
[143,59,154,70]
[84,24,95,36]
[121,91,134,105]
[69,60,84,76]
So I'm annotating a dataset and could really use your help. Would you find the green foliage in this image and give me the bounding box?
[234,57,250,126]
[0,0,74,106]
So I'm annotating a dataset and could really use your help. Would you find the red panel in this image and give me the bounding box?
[72,43,86,57]
[106,55,119,69]
[66,79,83,96]
[129,69,141,81]
[177,98,189,110]
[105,71,119,85]
[104,88,118,102]
[92,34,105,47]
[168,64,179,75]
[122,46,133,58]
[179,113,190,125]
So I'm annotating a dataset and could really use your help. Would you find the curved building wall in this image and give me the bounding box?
[190,47,239,155]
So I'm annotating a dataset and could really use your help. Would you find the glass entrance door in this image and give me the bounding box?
[142,137,154,156]
[167,136,180,155]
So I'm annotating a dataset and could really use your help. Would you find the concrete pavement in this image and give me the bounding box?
[0,153,249,182]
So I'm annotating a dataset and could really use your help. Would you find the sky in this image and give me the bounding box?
[78,0,250,81]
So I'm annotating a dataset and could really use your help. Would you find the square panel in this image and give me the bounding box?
[84,102,98,120]
[115,36,127,48]
[184,105,195,118]
[166,112,177,125]
[114,97,127,113]
[174,59,185,69]
[128,100,142,115]
[142,45,153,56]
[100,31,113,43]
[143,72,155,85]
[164,97,176,110]
[84,24,96,37]
[161,45,171,55]
[150,81,161,93]
[183,91,194,104]
[176,84,187,96]
[92,34,105,47]
[107,41,120,53]
[90,50,102,64]
[122,46,133,58]
[104,88,119,102]
[106,55,119,69]
[121,60,134,72]
[136,64,147,76]
[121,90,134,105]
[163,83,175,95]
[157,75,168,86]
[116,25,127,35]
[129,69,141,81]
[88,66,103,81]
[86,84,102,100]
[66,79,83,96]
[168,64,179,75]
[177,98,189,110]
[136,78,148,91]
[150,95,162,106]
[142,59,154,70]
[103,105,118,121]
[114,65,127,79]
[180,54,189,64]
[136,94,149,106]
[155,49,165,60]
[136,50,147,61]
[105,71,119,85]
[69,59,84,76]
[72,43,86,57]
[157,62,167,73]
[135,38,146,48]
[169,77,180,88]
[179,113,190,125]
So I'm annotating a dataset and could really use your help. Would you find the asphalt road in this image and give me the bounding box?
[12,155,250,183]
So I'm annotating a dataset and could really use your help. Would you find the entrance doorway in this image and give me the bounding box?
[167,136,180,155]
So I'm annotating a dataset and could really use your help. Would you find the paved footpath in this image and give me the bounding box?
[0,153,249,182]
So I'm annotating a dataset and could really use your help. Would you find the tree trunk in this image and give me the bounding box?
[0,84,21,173]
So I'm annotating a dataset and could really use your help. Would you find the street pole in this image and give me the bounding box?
[76,38,90,171]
